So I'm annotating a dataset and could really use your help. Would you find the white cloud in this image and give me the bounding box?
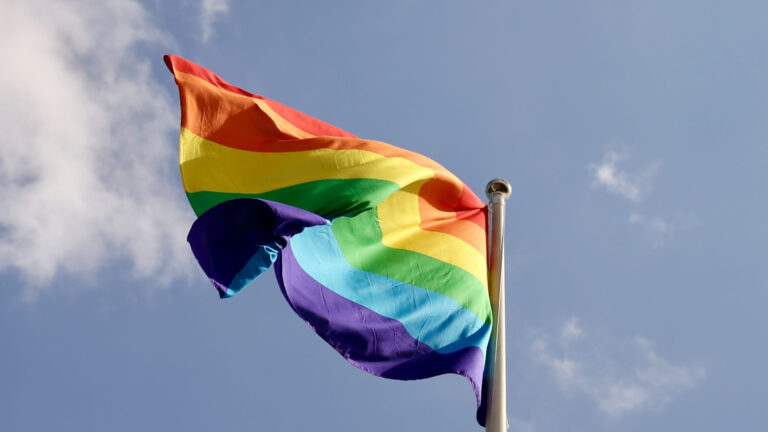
[200,0,230,42]
[532,318,705,417]
[561,316,583,342]
[590,151,657,202]
[0,0,194,299]
[629,212,672,247]
[589,150,673,245]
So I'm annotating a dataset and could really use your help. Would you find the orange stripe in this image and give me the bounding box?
[418,181,487,254]
[172,69,306,147]
[165,54,356,139]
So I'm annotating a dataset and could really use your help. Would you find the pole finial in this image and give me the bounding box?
[485,178,512,200]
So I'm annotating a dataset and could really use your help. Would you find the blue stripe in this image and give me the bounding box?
[289,224,490,354]
[222,242,281,298]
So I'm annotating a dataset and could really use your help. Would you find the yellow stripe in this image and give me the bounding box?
[180,128,433,194]
[180,127,486,284]
[376,182,488,287]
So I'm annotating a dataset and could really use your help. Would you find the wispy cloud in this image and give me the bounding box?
[589,150,673,246]
[629,212,672,247]
[532,318,705,416]
[200,0,230,42]
[0,0,194,299]
[561,316,583,342]
[590,151,657,202]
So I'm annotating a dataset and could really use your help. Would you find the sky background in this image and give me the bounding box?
[1,1,766,431]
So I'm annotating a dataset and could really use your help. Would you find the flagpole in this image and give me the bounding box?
[485,178,511,432]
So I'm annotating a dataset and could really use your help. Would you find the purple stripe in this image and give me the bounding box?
[187,198,327,297]
[275,242,487,424]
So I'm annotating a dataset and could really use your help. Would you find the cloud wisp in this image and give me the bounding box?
[531,318,704,417]
[629,212,672,248]
[589,150,673,246]
[200,0,230,42]
[0,0,194,299]
[590,151,657,202]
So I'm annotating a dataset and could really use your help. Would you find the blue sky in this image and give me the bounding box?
[1,1,766,431]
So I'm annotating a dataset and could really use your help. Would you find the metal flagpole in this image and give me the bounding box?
[485,178,511,432]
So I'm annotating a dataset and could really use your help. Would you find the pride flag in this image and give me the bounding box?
[165,55,492,425]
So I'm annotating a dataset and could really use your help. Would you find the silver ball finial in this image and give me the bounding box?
[485,178,512,200]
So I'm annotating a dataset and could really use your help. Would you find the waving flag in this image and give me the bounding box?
[165,54,492,425]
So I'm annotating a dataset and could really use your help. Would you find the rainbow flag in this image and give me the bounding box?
[165,54,492,425]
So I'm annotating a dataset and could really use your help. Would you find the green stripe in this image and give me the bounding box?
[186,178,401,217]
[331,208,492,323]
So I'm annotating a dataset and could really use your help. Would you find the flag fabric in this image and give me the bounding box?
[165,54,492,425]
